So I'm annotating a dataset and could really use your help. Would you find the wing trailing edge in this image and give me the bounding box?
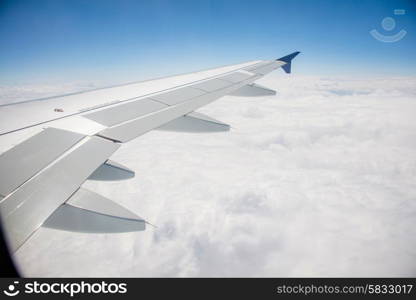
[43,188,145,233]
[230,83,276,97]
[88,159,135,181]
[0,135,120,251]
[157,112,230,132]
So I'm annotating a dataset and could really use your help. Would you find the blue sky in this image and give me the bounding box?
[0,0,415,84]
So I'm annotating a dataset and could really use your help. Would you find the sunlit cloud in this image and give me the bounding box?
[4,73,416,277]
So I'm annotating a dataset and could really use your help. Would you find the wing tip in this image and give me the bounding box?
[276,51,301,74]
[276,51,301,63]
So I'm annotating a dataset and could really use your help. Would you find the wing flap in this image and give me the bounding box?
[0,136,119,251]
[150,86,206,105]
[83,98,167,127]
[157,112,230,132]
[219,71,254,83]
[243,61,271,71]
[0,128,84,198]
[230,83,276,97]
[191,78,232,92]
[249,62,280,75]
[43,188,145,233]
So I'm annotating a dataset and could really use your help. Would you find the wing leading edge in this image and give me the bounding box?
[0,52,300,252]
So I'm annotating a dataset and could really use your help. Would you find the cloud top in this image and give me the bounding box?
[4,73,416,277]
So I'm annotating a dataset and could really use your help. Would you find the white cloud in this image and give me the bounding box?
[4,73,416,277]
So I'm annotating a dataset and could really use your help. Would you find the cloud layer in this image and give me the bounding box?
[4,73,416,277]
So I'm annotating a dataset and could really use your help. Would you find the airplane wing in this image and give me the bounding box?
[0,52,300,252]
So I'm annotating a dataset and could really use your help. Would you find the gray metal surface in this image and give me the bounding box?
[67,188,142,221]
[219,72,253,83]
[0,55,299,251]
[88,159,135,181]
[83,98,167,126]
[187,112,229,124]
[230,83,276,97]
[43,205,145,233]
[191,79,232,92]
[243,61,271,71]
[150,86,205,105]
[0,128,84,197]
[97,74,258,142]
[42,188,145,233]
[251,62,279,75]
[0,136,119,251]
[157,112,230,132]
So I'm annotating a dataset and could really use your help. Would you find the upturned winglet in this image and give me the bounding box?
[276,51,300,74]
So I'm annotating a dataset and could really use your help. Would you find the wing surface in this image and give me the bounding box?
[0,52,300,251]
